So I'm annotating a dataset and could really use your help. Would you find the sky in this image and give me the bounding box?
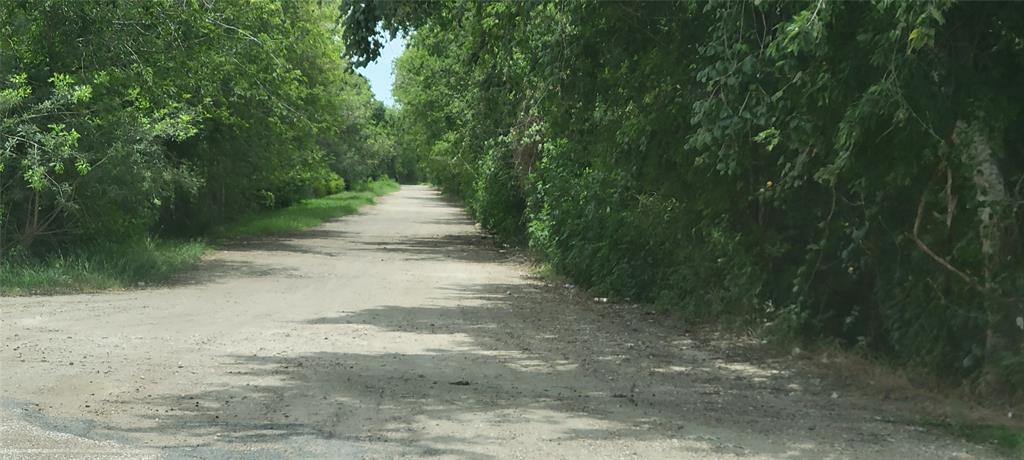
[355,35,406,106]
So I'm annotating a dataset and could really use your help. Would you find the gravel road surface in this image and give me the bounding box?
[0,185,1003,459]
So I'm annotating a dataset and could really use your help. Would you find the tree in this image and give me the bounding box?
[346,0,1024,396]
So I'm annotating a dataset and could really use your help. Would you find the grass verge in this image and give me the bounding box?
[211,178,398,240]
[804,347,1024,455]
[1,238,206,296]
[1,178,400,295]
[925,419,1024,457]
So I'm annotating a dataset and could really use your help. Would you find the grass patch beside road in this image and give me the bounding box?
[1,179,399,295]
[213,178,399,240]
[1,238,206,296]
[928,419,1024,457]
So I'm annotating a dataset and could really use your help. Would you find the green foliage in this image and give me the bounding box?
[0,0,409,297]
[1,0,403,256]
[1,178,398,295]
[355,0,1024,394]
[472,149,527,242]
[313,173,347,199]
[353,177,401,196]
[211,178,398,240]
[924,419,1024,457]
[1,238,206,295]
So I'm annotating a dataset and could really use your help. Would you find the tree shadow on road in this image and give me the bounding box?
[212,229,356,258]
[164,258,301,287]
[350,234,508,263]
[85,280,916,459]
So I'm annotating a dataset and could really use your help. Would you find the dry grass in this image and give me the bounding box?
[804,346,1023,456]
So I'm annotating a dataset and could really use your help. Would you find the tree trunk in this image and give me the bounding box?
[953,116,1018,395]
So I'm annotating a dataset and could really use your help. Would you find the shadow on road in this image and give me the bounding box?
[166,258,301,286]
[95,278,862,459]
[351,234,505,263]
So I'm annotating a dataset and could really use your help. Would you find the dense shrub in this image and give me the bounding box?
[471,148,527,241]
[1,0,399,252]
[348,0,1024,395]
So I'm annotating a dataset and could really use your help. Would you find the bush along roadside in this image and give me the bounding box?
[1,1,407,287]
[0,178,399,296]
[211,178,399,240]
[348,1,1024,400]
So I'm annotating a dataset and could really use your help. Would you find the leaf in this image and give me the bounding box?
[907,26,933,52]
[753,128,781,152]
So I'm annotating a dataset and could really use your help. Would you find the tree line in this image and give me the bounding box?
[342,0,1023,396]
[1,0,413,259]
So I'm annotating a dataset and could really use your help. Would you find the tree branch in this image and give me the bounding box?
[910,185,987,294]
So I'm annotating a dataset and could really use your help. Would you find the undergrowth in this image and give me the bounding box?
[1,238,206,295]
[924,419,1024,457]
[1,178,399,295]
[212,178,398,240]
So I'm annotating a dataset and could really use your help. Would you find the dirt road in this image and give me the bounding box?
[0,186,1003,459]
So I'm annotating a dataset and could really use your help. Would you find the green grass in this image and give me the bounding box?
[1,178,400,295]
[925,419,1024,456]
[357,177,401,196]
[211,178,399,240]
[1,238,207,296]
